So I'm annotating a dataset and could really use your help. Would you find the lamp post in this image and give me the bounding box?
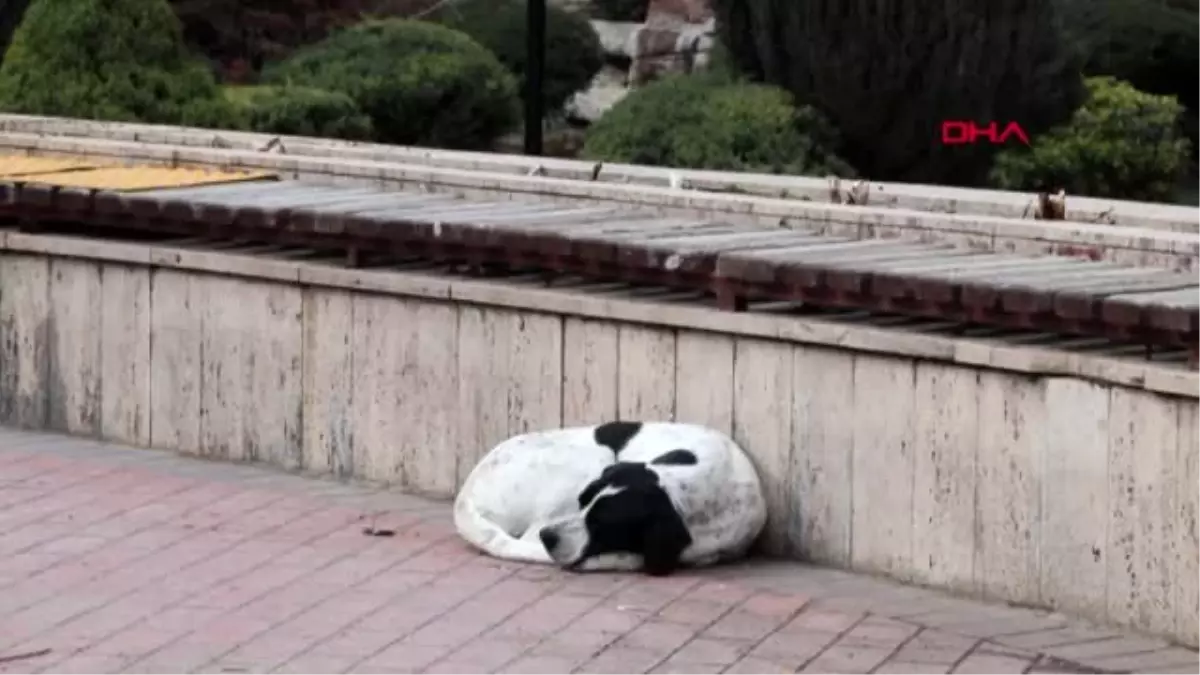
[523,0,546,156]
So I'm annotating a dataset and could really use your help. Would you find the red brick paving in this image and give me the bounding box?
[0,428,1196,674]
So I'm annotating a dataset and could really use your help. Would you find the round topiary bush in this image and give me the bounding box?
[591,0,649,22]
[224,85,374,140]
[581,74,853,176]
[262,19,520,150]
[988,76,1192,202]
[0,0,237,126]
[430,0,604,114]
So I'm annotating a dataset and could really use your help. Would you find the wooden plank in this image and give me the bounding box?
[959,263,1132,313]
[917,259,1098,305]
[617,231,828,275]
[1046,274,1196,320]
[457,209,633,249]
[1000,268,1188,315]
[774,244,959,290]
[533,218,687,257]
[1101,287,1200,333]
[300,195,462,234]
[131,183,350,220]
[714,239,883,283]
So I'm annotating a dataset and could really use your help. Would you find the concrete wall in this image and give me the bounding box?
[1,238,1196,647]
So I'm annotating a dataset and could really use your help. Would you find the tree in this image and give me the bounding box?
[0,0,234,126]
[0,0,34,65]
[710,0,1086,186]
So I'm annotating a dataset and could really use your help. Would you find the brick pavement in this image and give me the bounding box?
[0,427,1196,675]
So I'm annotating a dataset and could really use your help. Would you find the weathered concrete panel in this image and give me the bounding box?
[732,337,793,554]
[674,331,734,435]
[0,255,49,429]
[505,311,563,439]
[404,301,462,496]
[562,317,618,427]
[45,260,102,435]
[244,281,304,470]
[148,269,202,453]
[1107,388,1181,636]
[455,306,510,488]
[198,275,250,461]
[1176,403,1199,646]
[617,324,675,421]
[976,372,1043,606]
[300,289,355,476]
[911,361,977,593]
[789,346,853,566]
[99,265,151,446]
[1041,378,1109,619]
[850,355,916,578]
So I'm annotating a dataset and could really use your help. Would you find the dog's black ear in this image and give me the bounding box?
[641,491,692,576]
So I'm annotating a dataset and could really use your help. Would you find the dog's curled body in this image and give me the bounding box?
[453,421,767,575]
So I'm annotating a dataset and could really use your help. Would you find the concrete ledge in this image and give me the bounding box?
[2,113,1196,232]
[2,132,1196,273]
[0,233,1196,647]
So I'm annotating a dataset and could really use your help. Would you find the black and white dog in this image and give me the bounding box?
[453,421,767,576]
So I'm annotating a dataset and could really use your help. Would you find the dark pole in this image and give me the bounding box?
[523,0,546,156]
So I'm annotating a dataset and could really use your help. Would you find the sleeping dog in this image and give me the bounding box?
[453,421,767,576]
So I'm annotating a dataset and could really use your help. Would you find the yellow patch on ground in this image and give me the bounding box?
[16,165,277,191]
[0,155,104,177]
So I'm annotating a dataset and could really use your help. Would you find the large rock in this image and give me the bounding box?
[629,18,715,85]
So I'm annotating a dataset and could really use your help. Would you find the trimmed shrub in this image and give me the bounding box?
[988,77,1191,202]
[582,74,853,176]
[262,19,520,150]
[225,85,374,140]
[430,0,604,114]
[0,0,237,126]
[590,0,649,22]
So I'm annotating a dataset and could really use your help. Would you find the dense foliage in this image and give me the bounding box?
[224,85,374,140]
[709,0,1086,187]
[582,74,853,177]
[430,0,604,114]
[0,0,235,126]
[1058,0,1198,155]
[169,0,439,82]
[262,19,520,149]
[989,76,1191,202]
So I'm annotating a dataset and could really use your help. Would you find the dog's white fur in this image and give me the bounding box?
[453,421,767,572]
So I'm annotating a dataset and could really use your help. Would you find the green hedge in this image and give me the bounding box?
[431,0,603,115]
[225,85,373,140]
[0,0,236,127]
[989,76,1191,202]
[582,74,853,176]
[263,19,520,150]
